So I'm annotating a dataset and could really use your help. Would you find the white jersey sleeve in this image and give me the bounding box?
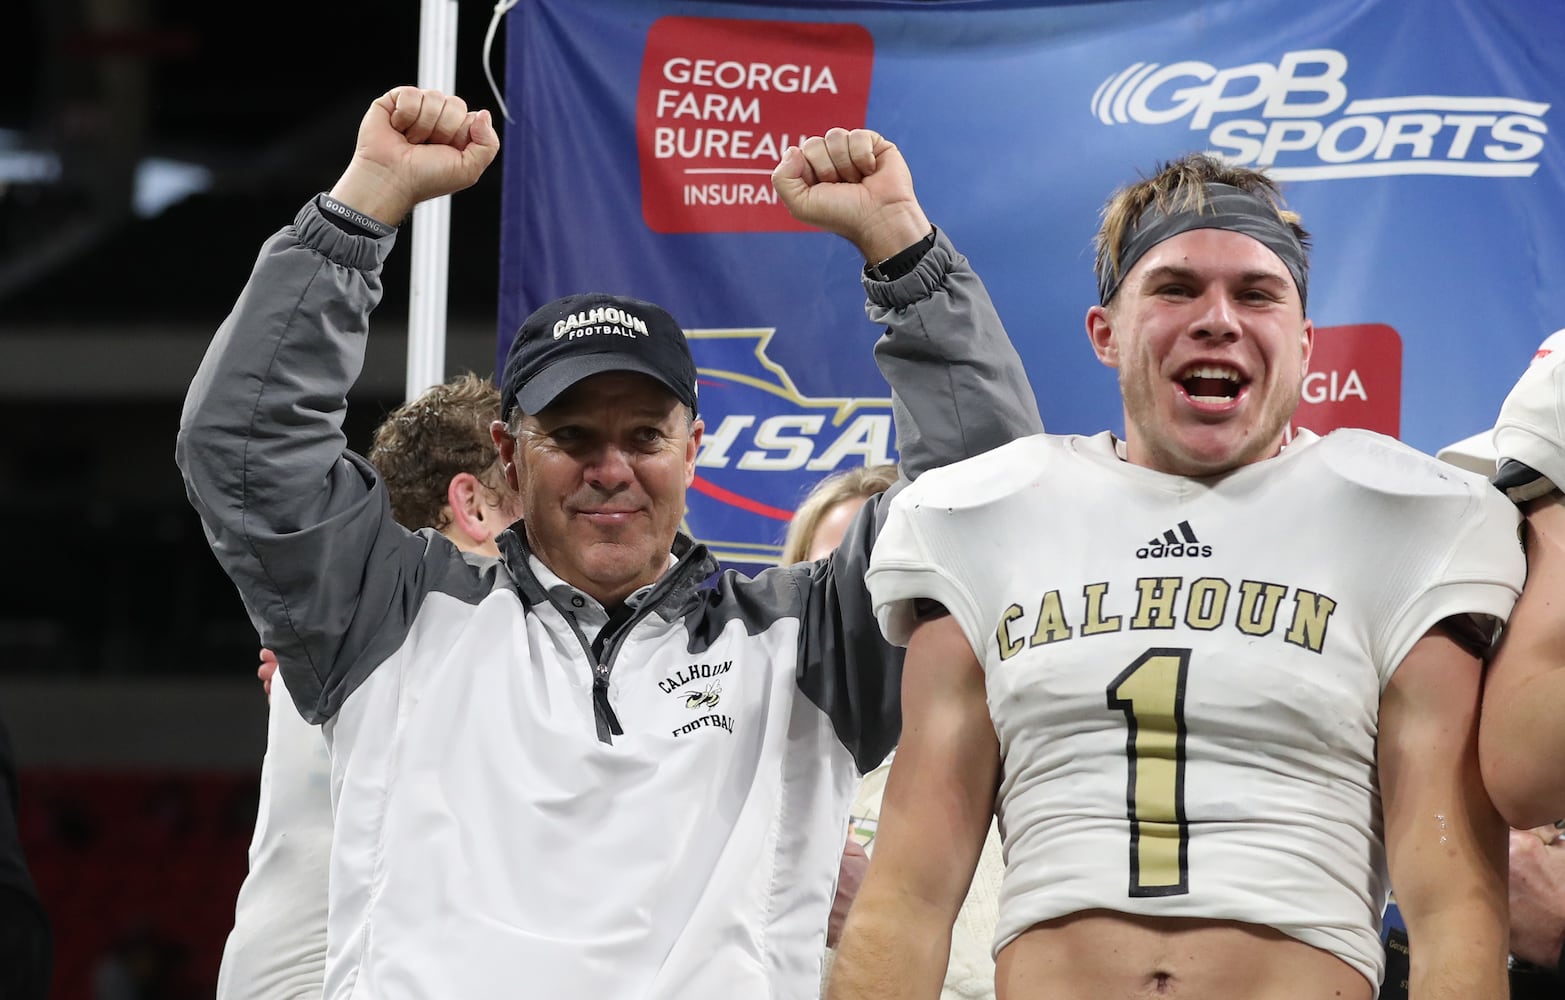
[1314,430,1524,682]
[216,667,332,1000]
[1380,477,1522,676]
[868,435,1049,651]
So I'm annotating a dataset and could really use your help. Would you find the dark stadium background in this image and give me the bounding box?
[3,3,510,995]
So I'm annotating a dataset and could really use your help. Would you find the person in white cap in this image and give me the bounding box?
[1436,327,1565,828]
[1435,329,1565,996]
[1435,329,1565,487]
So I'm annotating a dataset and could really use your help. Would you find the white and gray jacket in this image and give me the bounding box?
[176,197,1041,1000]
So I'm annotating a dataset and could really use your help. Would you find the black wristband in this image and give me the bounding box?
[318,194,396,238]
[865,229,937,282]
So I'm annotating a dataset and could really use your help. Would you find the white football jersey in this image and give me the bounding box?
[867,429,1524,990]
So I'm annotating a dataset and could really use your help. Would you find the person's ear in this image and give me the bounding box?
[1299,318,1315,376]
[684,418,704,487]
[491,420,520,491]
[445,472,495,548]
[1086,304,1120,368]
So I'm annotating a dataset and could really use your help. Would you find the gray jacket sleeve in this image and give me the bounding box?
[796,229,1042,771]
[175,198,444,724]
[869,227,1043,479]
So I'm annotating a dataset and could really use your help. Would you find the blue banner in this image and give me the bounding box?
[499,0,1565,569]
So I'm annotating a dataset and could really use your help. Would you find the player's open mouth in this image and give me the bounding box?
[1178,364,1246,408]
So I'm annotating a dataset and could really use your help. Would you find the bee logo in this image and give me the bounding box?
[684,682,722,710]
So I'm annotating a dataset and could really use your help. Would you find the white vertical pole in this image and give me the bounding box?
[407,0,461,401]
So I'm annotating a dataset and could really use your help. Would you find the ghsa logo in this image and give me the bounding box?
[683,328,896,568]
[1091,49,1549,181]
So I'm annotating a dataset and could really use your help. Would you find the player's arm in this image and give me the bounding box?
[1477,330,1565,826]
[1482,494,1565,829]
[827,612,999,1000]
[1381,624,1510,1000]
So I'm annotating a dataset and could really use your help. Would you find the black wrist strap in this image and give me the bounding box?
[865,229,937,282]
[318,194,396,238]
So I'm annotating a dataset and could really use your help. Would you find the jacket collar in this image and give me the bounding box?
[495,521,719,614]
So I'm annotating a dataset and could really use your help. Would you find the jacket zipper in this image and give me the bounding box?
[576,551,705,744]
[592,663,624,738]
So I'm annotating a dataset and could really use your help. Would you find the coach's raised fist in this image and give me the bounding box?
[772,127,930,264]
[328,86,501,229]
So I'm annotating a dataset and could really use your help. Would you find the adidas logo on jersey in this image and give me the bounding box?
[1136,520,1213,559]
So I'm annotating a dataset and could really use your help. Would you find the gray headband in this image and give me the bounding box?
[1099,182,1308,310]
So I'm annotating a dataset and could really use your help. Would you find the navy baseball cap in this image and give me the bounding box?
[500,293,699,422]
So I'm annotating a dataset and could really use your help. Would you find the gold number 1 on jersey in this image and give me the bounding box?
[1106,648,1191,897]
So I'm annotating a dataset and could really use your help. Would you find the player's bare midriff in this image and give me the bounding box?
[993,910,1373,1000]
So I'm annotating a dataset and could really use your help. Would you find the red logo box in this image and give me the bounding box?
[1290,322,1402,439]
[637,17,874,233]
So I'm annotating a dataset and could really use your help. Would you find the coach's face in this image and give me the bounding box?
[494,372,701,606]
[1085,227,1313,477]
